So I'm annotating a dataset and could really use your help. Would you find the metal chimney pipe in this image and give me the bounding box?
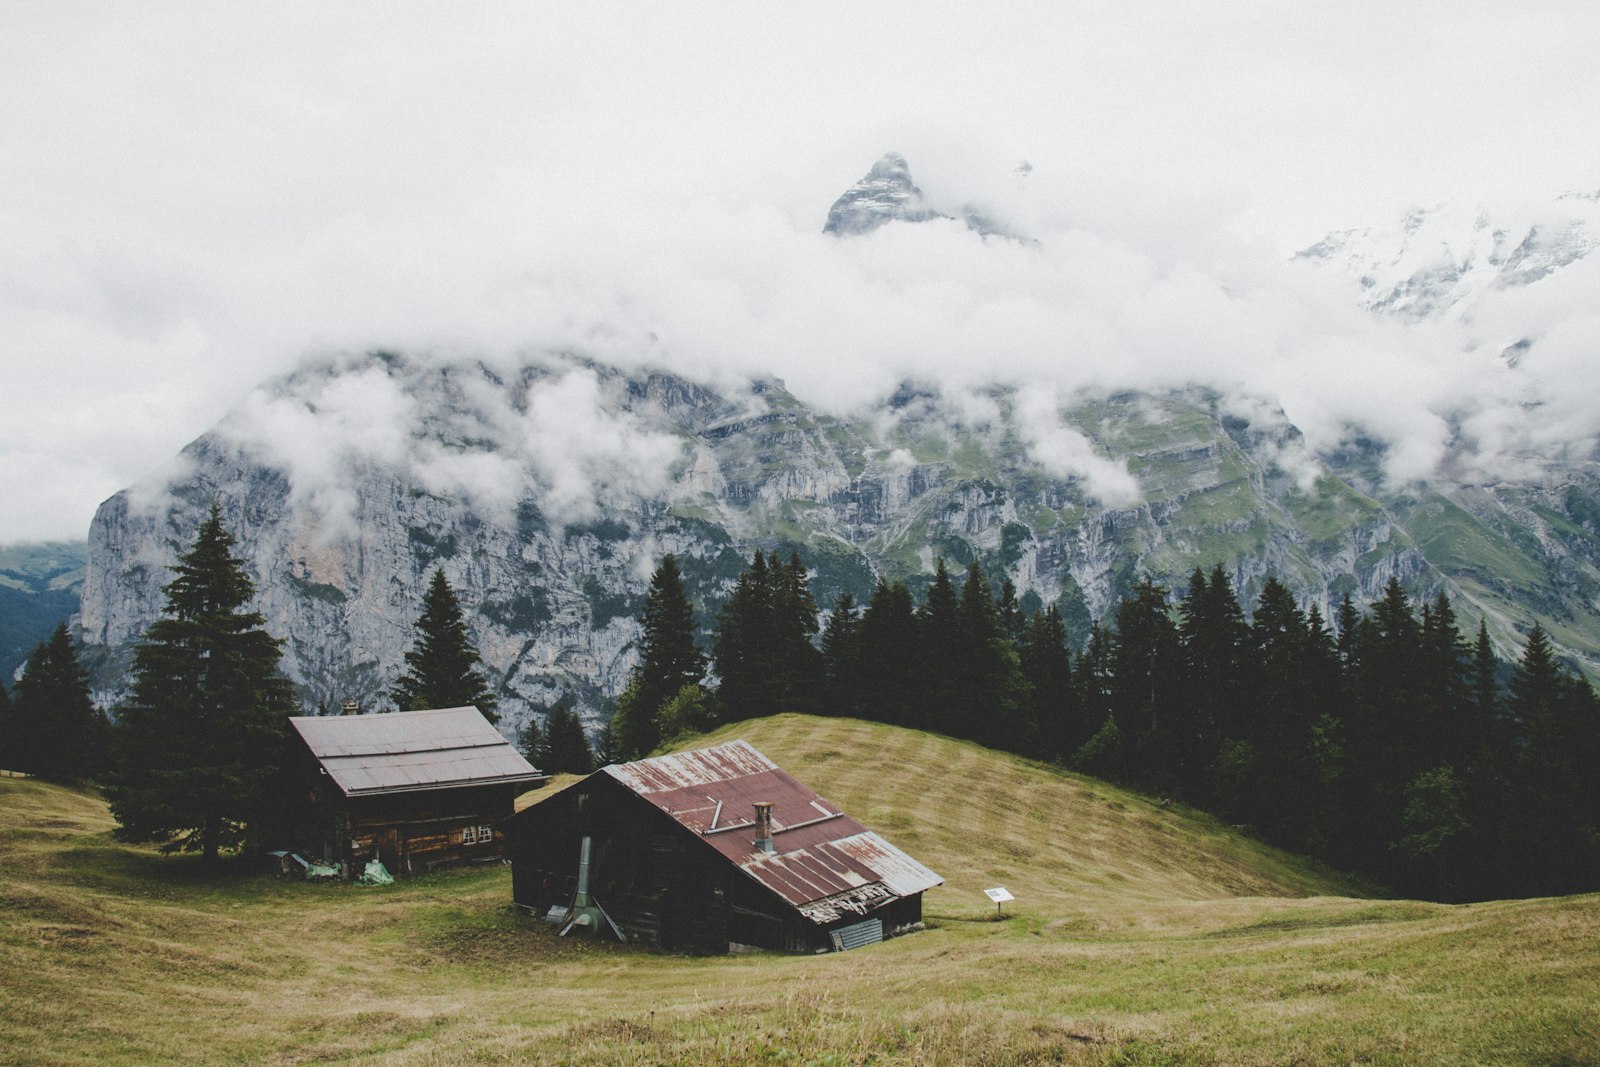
[341,699,360,716]
[753,802,774,853]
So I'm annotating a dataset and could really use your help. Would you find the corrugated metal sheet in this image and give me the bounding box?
[289,707,543,796]
[603,741,942,924]
[829,918,884,951]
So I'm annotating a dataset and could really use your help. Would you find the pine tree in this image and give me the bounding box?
[1020,605,1075,761]
[857,579,918,727]
[633,555,706,722]
[1177,566,1247,802]
[591,720,623,768]
[917,560,964,734]
[105,506,297,861]
[389,569,499,722]
[540,700,595,776]
[517,714,543,767]
[1108,580,1181,792]
[10,624,105,781]
[0,679,13,772]
[711,551,823,722]
[712,551,778,722]
[820,592,863,717]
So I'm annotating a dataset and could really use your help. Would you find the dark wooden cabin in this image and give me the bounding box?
[508,740,942,953]
[283,707,544,877]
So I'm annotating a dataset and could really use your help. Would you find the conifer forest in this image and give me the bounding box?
[616,552,1600,904]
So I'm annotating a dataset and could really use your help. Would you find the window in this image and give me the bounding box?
[461,824,495,846]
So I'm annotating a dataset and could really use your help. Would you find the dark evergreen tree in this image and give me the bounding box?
[955,560,1033,749]
[634,555,706,722]
[916,560,964,734]
[389,569,499,722]
[517,713,543,767]
[10,624,104,781]
[0,679,13,772]
[104,506,297,861]
[1107,580,1182,792]
[1248,578,1317,843]
[1177,566,1247,802]
[712,551,778,722]
[1504,623,1600,893]
[591,720,623,768]
[612,554,707,758]
[772,554,824,711]
[1020,605,1076,761]
[995,579,1026,646]
[540,699,595,776]
[820,592,863,717]
[711,551,823,721]
[857,579,919,727]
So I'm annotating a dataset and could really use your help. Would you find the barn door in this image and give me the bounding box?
[378,828,399,870]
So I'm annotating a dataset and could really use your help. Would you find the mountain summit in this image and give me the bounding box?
[823,152,1016,239]
[823,153,946,236]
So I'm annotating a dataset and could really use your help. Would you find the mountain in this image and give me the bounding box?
[0,542,85,683]
[823,152,1018,239]
[1296,191,1600,319]
[75,166,1600,733]
[76,348,1600,731]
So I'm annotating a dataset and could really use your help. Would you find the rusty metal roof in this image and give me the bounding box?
[289,707,543,797]
[603,740,941,924]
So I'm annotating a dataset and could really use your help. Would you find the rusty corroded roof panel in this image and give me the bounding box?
[289,707,543,796]
[601,740,941,922]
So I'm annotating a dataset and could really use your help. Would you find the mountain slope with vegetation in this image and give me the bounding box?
[3,715,1597,1065]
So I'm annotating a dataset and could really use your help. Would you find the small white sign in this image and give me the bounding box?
[983,886,1014,903]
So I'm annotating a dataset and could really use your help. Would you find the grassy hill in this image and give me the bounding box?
[2,716,1598,1065]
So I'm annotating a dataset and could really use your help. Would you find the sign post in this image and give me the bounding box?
[983,886,1014,919]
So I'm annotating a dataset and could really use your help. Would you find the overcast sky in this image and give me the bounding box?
[3,2,1598,544]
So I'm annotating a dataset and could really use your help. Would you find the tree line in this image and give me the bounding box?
[613,551,1600,902]
[1,507,503,862]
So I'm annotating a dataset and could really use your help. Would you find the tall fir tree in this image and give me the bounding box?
[105,506,297,861]
[1177,566,1247,802]
[857,579,919,727]
[613,554,706,757]
[1108,580,1182,792]
[0,679,13,772]
[539,699,595,776]
[389,569,499,722]
[711,551,824,722]
[1020,604,1076,761]
[820,592,864,717]
[634,555,706,720]
[10,624,105,781]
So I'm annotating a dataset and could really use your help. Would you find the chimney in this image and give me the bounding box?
[753,802,774,853]
[342,699,360,716]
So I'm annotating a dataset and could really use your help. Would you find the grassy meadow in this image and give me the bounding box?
[2,715,1597,1065]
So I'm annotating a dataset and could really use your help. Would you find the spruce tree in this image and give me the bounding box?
[1020,604,1075,761]
[390,569,499,722]
[540,700,595,775]
[10,624,104,782]
[0,679,13,772]
[105,506,297,861]
[633,554,706,723]
[857,579,918,727]
[820,592,863,717]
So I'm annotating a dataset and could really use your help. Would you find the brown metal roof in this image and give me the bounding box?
[603,740,941,923]
[289,707,544,797]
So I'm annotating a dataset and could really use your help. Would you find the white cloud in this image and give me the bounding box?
[2,3,1599,542]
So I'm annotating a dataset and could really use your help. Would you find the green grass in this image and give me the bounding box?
[3,719,1599,1065]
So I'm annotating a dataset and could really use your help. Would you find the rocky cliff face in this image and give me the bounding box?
[73,167,1600,731]
[78,350,1600,732]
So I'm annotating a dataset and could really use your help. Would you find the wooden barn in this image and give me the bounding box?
[507,740,942,953]
[282,706,544,877]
